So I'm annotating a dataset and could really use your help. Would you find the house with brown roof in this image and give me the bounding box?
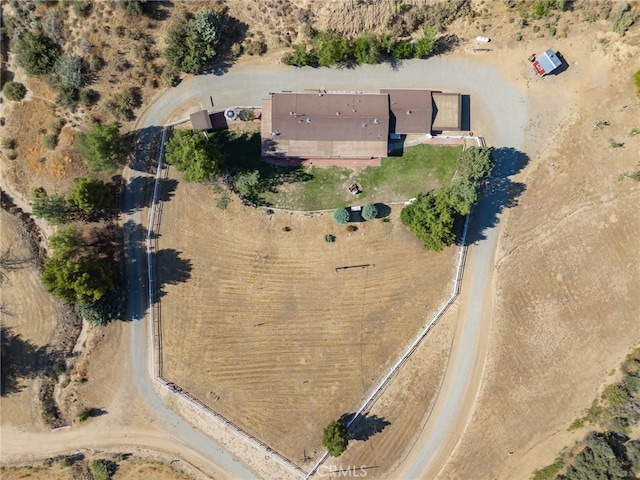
[261,89,463,162]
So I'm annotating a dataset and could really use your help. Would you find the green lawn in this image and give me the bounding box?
[262,144,461,210]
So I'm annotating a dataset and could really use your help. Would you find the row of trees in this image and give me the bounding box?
[283,28,437,68]
[401,147,494,251]
[31,177,114,225]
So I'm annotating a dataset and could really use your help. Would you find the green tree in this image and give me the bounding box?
[165,9,222,74]
[90,459,117,480]
[561,434,629,480]
[447,179,477,215]
[322,420,348,457]
[400,192,457,251]
[413,27,436,58]
[16,31,61,75]
[31,188,68,225]
[49,227,82,258]
[76,123,122,173]
[353,34,381,64]
[164,129,223,182]
[42,256,115,303]
[235,170,260,200]
[2,82,27,101]
[195,8,223,44]
[67,177,112,212]
[313,31,349,67]
[332,207,350,224]
[362,203,378,220]
[76,288,126,327]
[457,147,494,181]
[283,43,316,67]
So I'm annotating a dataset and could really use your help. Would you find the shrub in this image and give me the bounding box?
[165,9,222,74]
[346,224,358,232]
[353,34,381,64]
[90,459,117,480]
[609,138,624,148]
[16,31,61,75]
[332,207,350,224]
[413,27,436,58]
[283,43,316,67]
[362,203,378,220]
[78,408,91,422]
[105,87,140,121]
[119,0,144,16]
[2,81,27,101]
[393,40,413,59]
[79,88,99,106]
[43,134,58,150]
[1,137,17,149]
[324,234,336,243]
[244,40,267,56]
[611,1,634,36]
[55,54,85,90]
[634,69,640,97]
[161,71,180,88]
[73,0,92,17]
[313,31,349,67]
[238,109,255,122]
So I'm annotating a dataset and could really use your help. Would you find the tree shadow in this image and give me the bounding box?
[204,15,250,76]
[152,248,192,299]
[462,147,529,245]
[434,33,461,56]
[374,203,392,219]
[1,326,56,397]
[87,407,108,418]
[127,125,162,173]
[122,175,178,214]
[339,412,391,441]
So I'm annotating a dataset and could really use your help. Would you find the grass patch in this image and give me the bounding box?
[262,144,460,210]
[531,456,564,480]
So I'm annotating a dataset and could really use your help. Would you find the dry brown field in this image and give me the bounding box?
[157,168,457,465]
[0,209,63,428]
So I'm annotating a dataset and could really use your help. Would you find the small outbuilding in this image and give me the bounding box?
[531,49,562,77]
[190,110,213,131]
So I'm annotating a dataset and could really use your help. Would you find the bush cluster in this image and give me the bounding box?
[283,28,437,68]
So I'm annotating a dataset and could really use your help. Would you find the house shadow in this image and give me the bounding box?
[548,51,569,76]
[461,94,471,132]
[461,147,529,245]
[1,326,56,397]
[340,412,391,441]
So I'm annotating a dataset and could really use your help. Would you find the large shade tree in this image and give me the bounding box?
[164,129,225,182]
[77,123,122,173]
[322,420,349,457]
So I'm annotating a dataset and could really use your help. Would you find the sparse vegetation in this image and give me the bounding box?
[611,1,634,36]
[609,138,624,148]
[2,81,27,101]
[104,87,140,121]
[634,69,640,97]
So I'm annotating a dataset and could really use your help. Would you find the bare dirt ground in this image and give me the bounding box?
[157,168,457,465]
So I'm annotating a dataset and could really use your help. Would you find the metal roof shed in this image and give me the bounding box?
[190,110,213,130]
[532,49,562,77]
